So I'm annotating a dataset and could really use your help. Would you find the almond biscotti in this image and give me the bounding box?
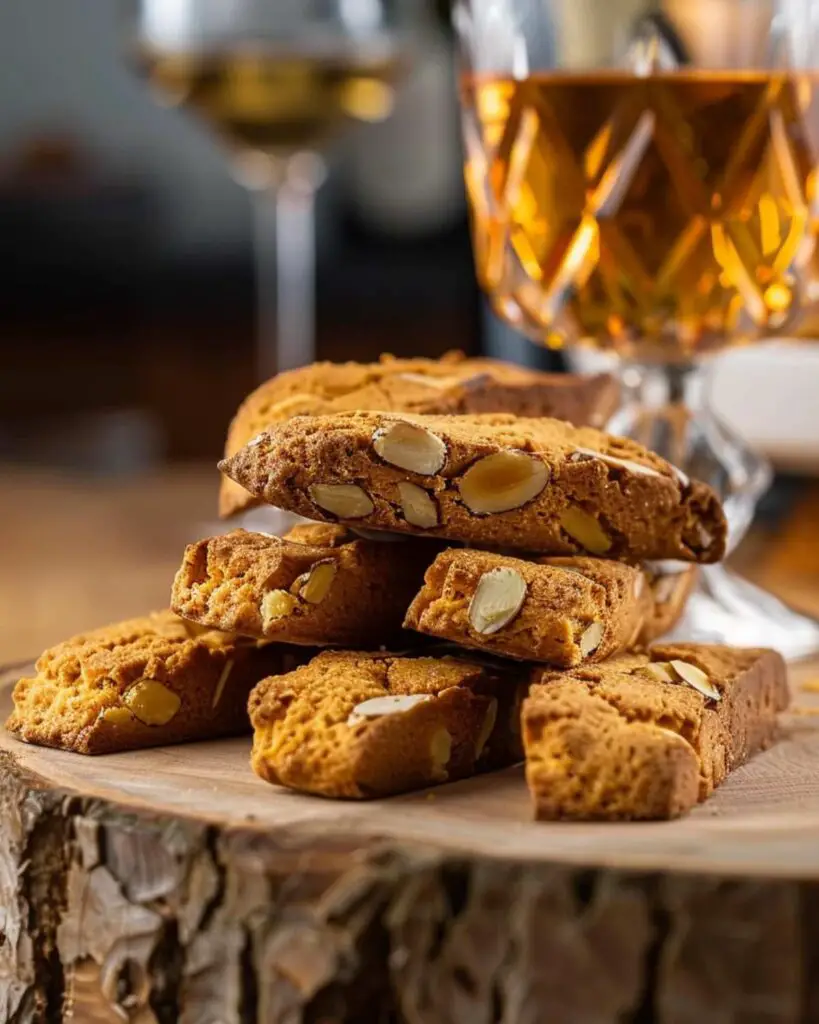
[638,564,697,644]
[404,550,653,666]
[220,351,619,517]
[220,411,726,562]
[172,524,432,648]
[6,610,300,755]
[249,649,527,798]
[523,644,788,821]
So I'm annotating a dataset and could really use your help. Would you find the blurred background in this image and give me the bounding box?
[0,0,560,656]
[0,0,564,475]
[0,0,816,660]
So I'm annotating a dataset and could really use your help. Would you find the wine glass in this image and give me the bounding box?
[454,0,819,658]
[129,0,429,378]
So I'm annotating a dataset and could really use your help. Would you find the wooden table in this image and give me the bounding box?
[2,467,819,1023]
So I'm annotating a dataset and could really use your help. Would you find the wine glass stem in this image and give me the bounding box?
[610,361,771,551]
[253,154,323,381]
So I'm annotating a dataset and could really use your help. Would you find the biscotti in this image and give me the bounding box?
[404,550,651,666]
[249,649,527,798]
[220,351,619,517]
[6,610,300,755]
[638,564,698,644]
[523,644,788,821]
[220,411,726,562]
[172,524,433,647]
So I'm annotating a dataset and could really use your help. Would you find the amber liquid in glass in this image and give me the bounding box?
[461,71,819,360]
[138,47,403,153]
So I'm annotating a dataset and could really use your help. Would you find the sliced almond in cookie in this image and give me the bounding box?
[309,483,374,520]
[669,660,721,701]
[99,706,136,727]
[124,680,182,726]
[559,507,612,555]
[397,482,439,529]
[372,420,447,475]
[430,727,453,780]
[570,447,661,478]
[293,560,338,604]
[212,659,234,708]
[458,451,549,515]
[262,589,298,624]
[641,662,676,684]
[474,698,498,759]
[347,693,433,724]
[468,567,527,635]
[578,621,604,658]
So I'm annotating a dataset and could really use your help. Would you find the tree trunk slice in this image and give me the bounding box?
[3,658,819,1023]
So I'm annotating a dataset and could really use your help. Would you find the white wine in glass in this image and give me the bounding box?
[136,45,405,156]
[130,1,426,378]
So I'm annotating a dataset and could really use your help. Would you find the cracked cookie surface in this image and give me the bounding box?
[220,351,619,516]
[523,643,788,820]
[172,524,434,647]
[249,649,528,798]
[405,550,657,667]
[220,411,726,562]
[6,610,301,754]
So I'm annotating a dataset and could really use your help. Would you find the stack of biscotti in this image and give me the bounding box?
[6,355,788,817]
[211,405,788,818]
[5,355,618,761]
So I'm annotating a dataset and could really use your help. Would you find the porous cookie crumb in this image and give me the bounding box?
[220,351,619,516]
[220,411,726,563]
[249,649,528,798]
[172,525,434,647]
[523,643,788,820]
[6,610,300,755]
[405,550,653,666]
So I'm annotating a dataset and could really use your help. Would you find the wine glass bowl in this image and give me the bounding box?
[462,69,819,363]
[134,4,409,172]
[454,0,819,656]
[129,0,425,376]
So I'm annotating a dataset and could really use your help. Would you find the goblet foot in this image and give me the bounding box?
[608,362,819,660]
[664,564,819,661]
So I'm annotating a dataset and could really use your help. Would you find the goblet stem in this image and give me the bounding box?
[607,360,819,658]
[250,152,326,382]
[607,361,771,551]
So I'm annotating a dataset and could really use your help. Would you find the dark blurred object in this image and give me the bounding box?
[0,134,157,311]
[0,0,483,470]
[0,409,163,476]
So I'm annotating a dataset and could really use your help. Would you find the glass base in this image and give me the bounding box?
[604,361,819,661]
[663,564,819,662]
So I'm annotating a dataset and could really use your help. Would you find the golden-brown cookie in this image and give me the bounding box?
[220,411,726,562]
[172,524,434,648]
[220,351,619,517]
[523,644,788,821]
[249,649,527,798]
[6,610,302,755]
[405,550,651,666]
[637,564,698,643]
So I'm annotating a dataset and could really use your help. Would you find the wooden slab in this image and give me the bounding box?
[4,656,819,882]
